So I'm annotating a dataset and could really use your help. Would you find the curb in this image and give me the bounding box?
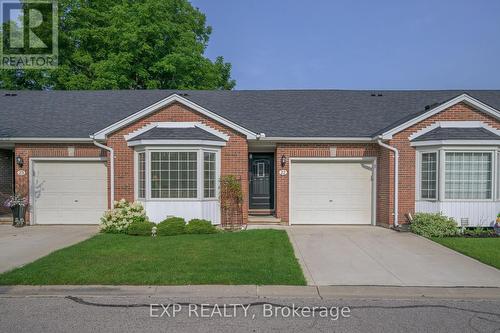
[1,285,499,300]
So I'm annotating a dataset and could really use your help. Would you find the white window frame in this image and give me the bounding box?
[416,146,498,202]
[416,150,438,201]
[134,146,220,202]
[137,151,146,199]
[443,150,495,201]
[203,151,217,199]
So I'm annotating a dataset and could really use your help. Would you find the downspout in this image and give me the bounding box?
[91,137,114,205]
[376,136,399,228]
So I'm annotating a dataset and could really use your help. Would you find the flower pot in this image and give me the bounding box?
[11,205,26,227]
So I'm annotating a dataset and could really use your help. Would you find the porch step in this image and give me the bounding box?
[0,215,12,224]
[248,209,275,216]
[248,215,282,225]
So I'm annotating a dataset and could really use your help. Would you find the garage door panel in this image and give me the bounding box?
[290,161,373,225]
[33,161,107,225]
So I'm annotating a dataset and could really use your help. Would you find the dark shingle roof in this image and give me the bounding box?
[412,127,500,141]
[1,90,500,138]
[130,127,225,142]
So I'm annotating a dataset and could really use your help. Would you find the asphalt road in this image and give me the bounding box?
[1,295,499,332]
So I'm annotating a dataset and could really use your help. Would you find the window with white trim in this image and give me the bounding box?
[204,152,216,198]
[151,152,197,198]
[444,152,492,200]
[420,152,437,199]
[138,152,145,199]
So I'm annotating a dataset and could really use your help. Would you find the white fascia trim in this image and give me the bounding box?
[124,122,230,142]
[92,94,257,140]
[257,137,374,143]
[411,140,500,147]
[127,139,226,147]
[0,137,93,143]
[409,121,500,141]
[381,94,500,139]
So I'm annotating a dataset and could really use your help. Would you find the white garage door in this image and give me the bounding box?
[32,160,107,224]
[290,160,373,225]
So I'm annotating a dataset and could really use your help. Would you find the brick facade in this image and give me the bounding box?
[273,102,500,226]
[0,149,13,215]
[106,102,249,223]
[386,102,500,225]
[13,100,500,226]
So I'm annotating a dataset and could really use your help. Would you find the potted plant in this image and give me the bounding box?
[3,193,28,227]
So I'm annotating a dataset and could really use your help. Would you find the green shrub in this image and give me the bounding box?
[157,217,186,236]
[464,227,494,238]
[410,213,458,238]
[127,220,155,236]
[99,199,147,234]
[186,219,217,234]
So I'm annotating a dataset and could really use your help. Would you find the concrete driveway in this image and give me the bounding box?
[287,226,500,287]
[0,225,98,273]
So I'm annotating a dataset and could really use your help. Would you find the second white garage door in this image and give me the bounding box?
[32,160,108,224]
[290,160,374,225]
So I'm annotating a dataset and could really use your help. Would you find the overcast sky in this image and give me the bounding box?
[190,0,500,90]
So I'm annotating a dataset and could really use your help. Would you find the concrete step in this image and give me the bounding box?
[248,209,275,216]
[0,215,12,224]
[248,215,282,225]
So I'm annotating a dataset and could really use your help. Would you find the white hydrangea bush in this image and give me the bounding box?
[100,199,147,233]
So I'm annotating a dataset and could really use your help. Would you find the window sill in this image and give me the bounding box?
[137,198,219,202]
[416,199,498,203]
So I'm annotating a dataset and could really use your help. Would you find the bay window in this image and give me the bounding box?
[418,150,495,201]
[444,152,492,200]
[151,152,198,199]
[136,148,219,201]
[420,152,437,199]
[137,152,145,199]
[204,152,216,198]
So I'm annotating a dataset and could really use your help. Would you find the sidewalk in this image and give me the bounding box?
[1,285,499,300]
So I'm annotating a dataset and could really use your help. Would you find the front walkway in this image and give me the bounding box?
[0,225,98,273]
[286,226,500,287]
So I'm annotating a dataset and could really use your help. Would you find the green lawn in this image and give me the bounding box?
[432,237,500,269]
[0,230,306,285]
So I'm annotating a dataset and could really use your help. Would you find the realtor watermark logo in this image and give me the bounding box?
[1,0,58,68]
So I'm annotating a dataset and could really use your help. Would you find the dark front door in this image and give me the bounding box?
[249,153,274,210]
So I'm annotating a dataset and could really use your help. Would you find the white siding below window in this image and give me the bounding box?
[141,200,220,225]
[416,200,500,227]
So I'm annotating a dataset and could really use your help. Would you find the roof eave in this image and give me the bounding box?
[379,94,500,139]
[92,94,257,140]
[255,137,375,143]
[0,137,95,143]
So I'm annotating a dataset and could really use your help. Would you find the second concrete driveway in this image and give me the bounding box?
[0,225,98,274]
[287,226,500,287]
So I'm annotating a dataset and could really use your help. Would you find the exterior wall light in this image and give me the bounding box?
[16,156,24,168]
[280,155,286,168]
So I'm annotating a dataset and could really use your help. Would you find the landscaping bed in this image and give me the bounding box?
[0,230,306,285]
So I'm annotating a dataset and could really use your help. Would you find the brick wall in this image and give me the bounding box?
[274,143,380,224]
[12,101,498,227]
[106,102,249,223]
[0,149,13,215]
[387,102,500,225]
[13,144,104,223]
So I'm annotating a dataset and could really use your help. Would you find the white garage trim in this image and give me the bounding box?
[288,157,377,226]
[29,157,108,225]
